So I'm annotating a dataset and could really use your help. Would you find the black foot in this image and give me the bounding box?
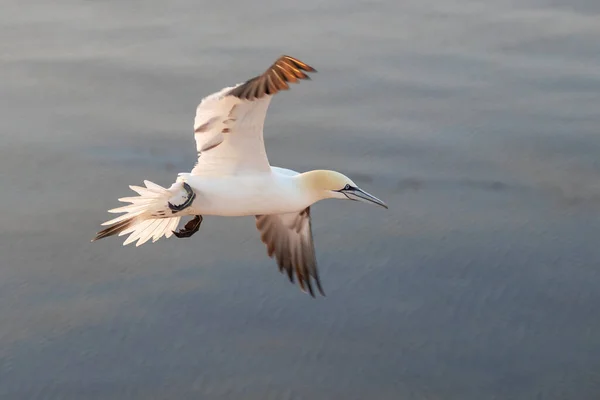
[173,215,203,238]
[168,182,196,213]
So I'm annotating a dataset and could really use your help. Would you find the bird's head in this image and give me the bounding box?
[299,170,388,209]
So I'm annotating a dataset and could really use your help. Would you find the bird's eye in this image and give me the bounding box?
[344,184,351,190]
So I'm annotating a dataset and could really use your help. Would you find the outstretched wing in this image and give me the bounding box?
[190,55,316,177]
[255,208,325,297]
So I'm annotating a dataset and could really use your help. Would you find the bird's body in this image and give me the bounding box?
[93,55,387,297]
[176,167,312,217]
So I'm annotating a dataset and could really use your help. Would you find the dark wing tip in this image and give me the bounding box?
[255,209,326,298]
[314,273,326,297]
[228,55,317,100]
[281,55,317,73]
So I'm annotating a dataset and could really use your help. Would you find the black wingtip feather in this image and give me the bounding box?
[228,55,316,100]
[255,208,325,298]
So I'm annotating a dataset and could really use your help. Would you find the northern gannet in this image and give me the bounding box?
[92,55,387,297]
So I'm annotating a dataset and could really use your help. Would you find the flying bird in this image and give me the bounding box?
[92,55,387,297]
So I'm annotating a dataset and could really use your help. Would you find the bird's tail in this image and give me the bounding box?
[92,180,191,247]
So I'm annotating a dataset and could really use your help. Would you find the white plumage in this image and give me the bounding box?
[191,86,272,176]
[93,55,387,296]
[95,180,186,247]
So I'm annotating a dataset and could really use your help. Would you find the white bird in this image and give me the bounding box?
[92,55,387,297]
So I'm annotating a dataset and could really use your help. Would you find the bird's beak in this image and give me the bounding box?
[341,187,388,209]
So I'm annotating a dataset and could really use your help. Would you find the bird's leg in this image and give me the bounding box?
[173,215,203,238]
[168,182,196,213]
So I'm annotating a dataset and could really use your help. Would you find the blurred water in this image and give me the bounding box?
[2,0,600,399]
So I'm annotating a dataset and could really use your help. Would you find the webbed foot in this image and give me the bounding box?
[168,182,196,213]
[173,215,203,238]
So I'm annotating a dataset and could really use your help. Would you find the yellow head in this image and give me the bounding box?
[298,170,388,208]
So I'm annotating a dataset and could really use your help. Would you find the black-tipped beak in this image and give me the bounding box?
[340,186,388,209]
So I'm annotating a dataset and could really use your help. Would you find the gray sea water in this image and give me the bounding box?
[2,0,600,398]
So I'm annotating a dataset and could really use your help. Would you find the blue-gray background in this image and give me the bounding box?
[2,0,600,398]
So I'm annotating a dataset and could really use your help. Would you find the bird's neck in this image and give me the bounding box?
[294,170,332,202]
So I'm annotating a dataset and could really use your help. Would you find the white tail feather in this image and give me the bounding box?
[92,180,192,246]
